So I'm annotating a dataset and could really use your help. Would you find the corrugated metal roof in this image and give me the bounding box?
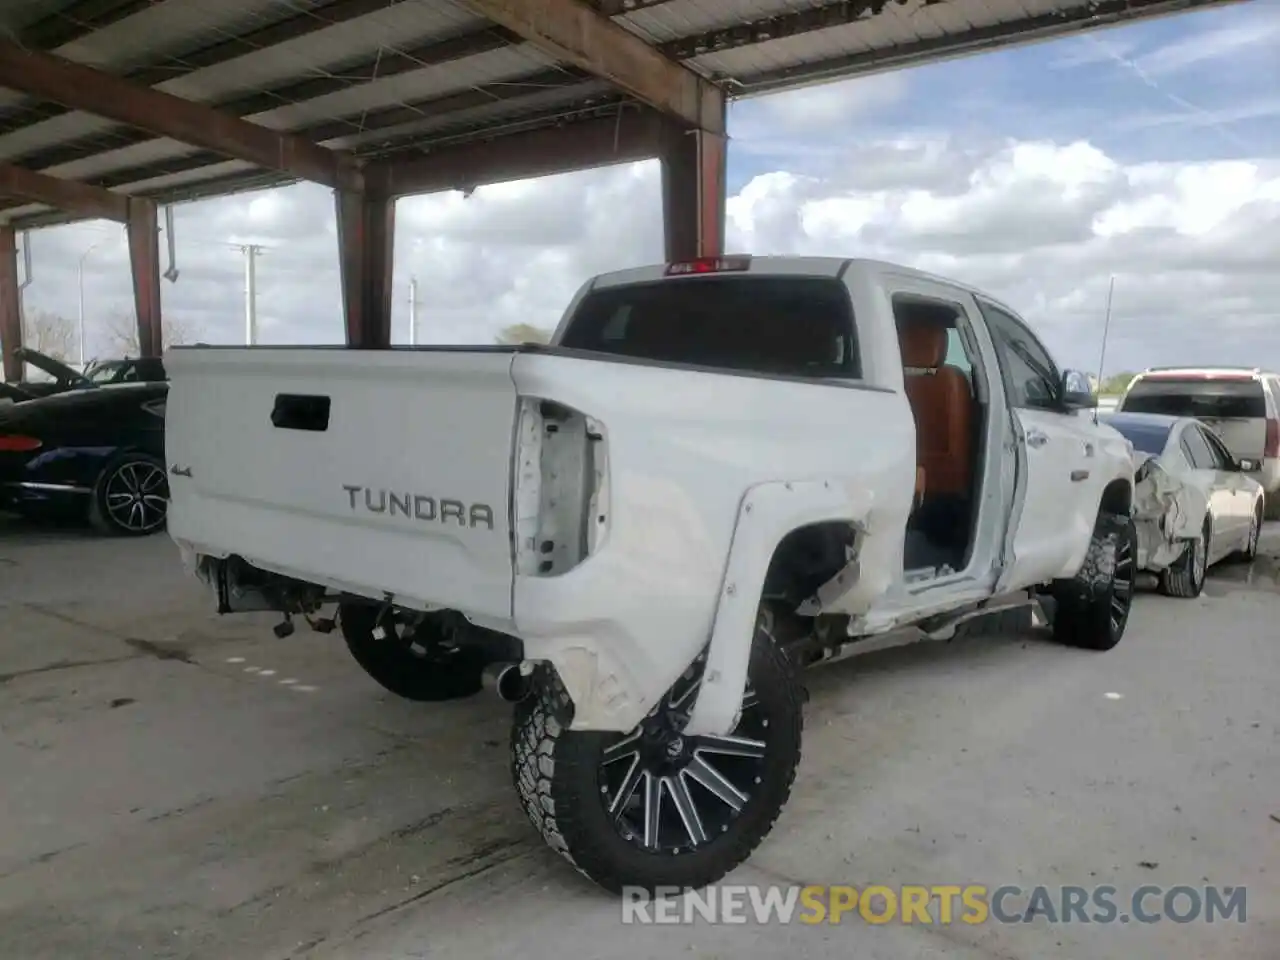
[0,0,1246,227]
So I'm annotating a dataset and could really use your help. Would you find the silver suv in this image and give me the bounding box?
[1117,367,1280,517]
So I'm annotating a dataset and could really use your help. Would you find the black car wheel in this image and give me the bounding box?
[512,604,805,894]
[339,602,489,702]
[89,453,170,536]
[1235,500,1263,562]
[1159,516,1210,598]
[1052,510,1137,650]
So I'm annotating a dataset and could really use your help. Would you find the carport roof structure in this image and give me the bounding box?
[0,0,1242,224]
[0,0,1244,374]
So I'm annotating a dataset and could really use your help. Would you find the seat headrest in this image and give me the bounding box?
[898,320,948,369]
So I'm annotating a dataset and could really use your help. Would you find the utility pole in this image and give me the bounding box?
[408,276,418,345]
[77,238,107,367]
[240,243,264,345]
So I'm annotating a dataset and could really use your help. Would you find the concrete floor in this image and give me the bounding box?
[1,516,1276,960]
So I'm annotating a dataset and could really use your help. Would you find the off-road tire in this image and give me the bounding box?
[88,452,169,537]
[510,605,805,894]
[1051,511,1136,651]
[340,603,487,702]
[1159,517,1210,598]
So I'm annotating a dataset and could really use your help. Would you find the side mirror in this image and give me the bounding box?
[1060,369,1097,410]
[1238,457,1262,473]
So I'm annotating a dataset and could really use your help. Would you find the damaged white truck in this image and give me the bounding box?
[163,255,1138,894]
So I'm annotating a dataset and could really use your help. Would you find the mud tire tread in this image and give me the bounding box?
[510,606,805,895]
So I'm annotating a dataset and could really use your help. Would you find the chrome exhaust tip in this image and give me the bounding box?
[482,661,530,702]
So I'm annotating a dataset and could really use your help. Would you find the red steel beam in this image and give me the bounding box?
[461,0,724,134]
[1,22,515,173]
[0,0,413,139]
[660,111,727,261]
[126,199,163,358]
[0,162,130,223]
[0,226,21,383]
[369,107,666,198]
[335,190,396,348]
[0,42,361,191]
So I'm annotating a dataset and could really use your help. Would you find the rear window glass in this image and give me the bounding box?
[1103,418,1171,455]
[560,276,859,379]
[1120,377,1265,418]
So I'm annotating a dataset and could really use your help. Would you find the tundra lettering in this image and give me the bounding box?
[342,484,494,530]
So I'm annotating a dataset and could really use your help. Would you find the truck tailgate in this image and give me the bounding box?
[163,347,519,621]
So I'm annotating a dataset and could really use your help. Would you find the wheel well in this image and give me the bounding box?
[1099,478,1132,517]
[761,521,857,608]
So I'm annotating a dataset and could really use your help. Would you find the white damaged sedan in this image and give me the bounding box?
[1101,412,1265,598]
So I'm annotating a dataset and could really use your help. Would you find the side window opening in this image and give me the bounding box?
[975,299,1060,411]
[1201,427,1234,469]
[1181,425,1215,470]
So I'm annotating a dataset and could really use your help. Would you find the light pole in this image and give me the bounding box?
[77,238,107,369]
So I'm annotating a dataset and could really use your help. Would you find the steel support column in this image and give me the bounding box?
[0,226,20,382]
[127,198,163,357]
[660,116,728,262]
[335,189,395,348]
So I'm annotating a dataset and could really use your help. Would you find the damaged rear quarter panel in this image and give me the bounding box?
[1133,454,1208,570]
[507,351,916,733]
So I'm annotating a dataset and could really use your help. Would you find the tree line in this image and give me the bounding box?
[21,310,201,364]
[1097,372,1137,396]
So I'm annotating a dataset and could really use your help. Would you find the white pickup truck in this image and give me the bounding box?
[163,255,1137,894]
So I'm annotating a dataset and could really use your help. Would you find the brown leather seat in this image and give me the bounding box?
[898,320,974,498]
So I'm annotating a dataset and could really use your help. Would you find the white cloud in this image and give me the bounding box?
[17,128,1280,378]
[723,137,1280,373]
[734,71,910,134]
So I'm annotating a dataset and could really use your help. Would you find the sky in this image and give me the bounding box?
[15,0,1280,377]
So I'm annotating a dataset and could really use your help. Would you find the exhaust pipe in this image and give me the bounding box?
[482,661,530,702]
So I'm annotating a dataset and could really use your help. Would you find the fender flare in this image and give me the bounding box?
[682,477,874,737]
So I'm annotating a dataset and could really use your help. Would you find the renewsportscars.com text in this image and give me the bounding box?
[621,884,1248,926]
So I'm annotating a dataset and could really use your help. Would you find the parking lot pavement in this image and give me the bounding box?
[1,518,1277,960]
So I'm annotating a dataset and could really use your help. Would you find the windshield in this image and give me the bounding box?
[560,275,860,379]
[86,361,126,383]
[1120,377,1265,419]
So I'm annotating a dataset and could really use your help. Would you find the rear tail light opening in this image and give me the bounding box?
[1265,418,1279,458]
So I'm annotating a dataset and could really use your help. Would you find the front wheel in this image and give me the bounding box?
[1052,511,1136,651]
[511,605,805,894]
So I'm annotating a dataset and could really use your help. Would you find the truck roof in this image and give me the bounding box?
[586,255,1021,313]
[1137,366,1269,378]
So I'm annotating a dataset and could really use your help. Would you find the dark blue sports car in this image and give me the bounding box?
[0,381,169,536]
